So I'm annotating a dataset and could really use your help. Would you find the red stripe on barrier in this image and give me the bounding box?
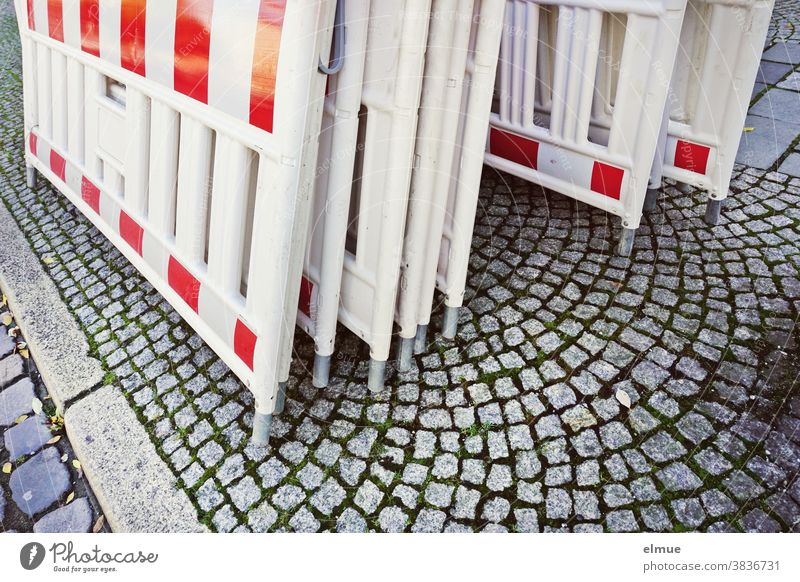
[168,256,200,312]
[174,0,214,104]
[26,0,35,30]
[249,1,286,133]
[49,150,66,182]
[119,210,144,255]
[80,0,100,57]
[29,132,37,156]
[81,176,100,213]
[299,276,313,318]
[234,319,257,370]
[120,0,147,76]
[674,140,711,175]
[590,161,624,200]
[489,128,539,170]
[47,0,64,42]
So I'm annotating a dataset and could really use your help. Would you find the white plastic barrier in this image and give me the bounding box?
[296,0,370,388]
[297,0,431,391]
[396,0,505,363]
[14,0,336,444]
[649,0,776,223]
[484,0,688,257]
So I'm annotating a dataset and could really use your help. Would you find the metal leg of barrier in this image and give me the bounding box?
[617,228,636,257]
[643,188,659,212]
[397,337,414,373]
[368,359,386,393]
[704,199,722,226]
[252,412,273,446]
[413,325,428,355]
[442,306,459,340]
[25,164,37,189]
[273,382,287,415]
[312,354,331,388]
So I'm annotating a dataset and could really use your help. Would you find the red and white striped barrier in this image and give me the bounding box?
[651,0,775,223]
[485,0,688,256]
[15,0,337,444]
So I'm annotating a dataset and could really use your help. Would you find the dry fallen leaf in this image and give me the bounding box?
[42,256,56,265]
[93,515,105,533]
[19,348,29,359]
[15,415,27,424]
[1,293,6,306]
[32,397,43,415]
[66,492,75,504]
[615,388,632,409]
[1,462,12,474]
[46,435,62,445]
[72,459,82,470]
[1,313,12,326]
[743,127,755,133]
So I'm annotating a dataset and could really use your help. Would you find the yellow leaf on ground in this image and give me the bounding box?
[743,127,755,133]
[43,256,56,265]
[93,515,105,533]
[15,415,27,424]
[1,462,11,474]
[19,348,29,359]
[72,459,82,470]
[1,293,6,306]
[1,313,12,326]
[66,492,75,504]
[46,435,62,445]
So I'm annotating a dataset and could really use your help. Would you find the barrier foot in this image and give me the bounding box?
[25,164,37,189]
[643,188,659,212]
[251,412,273,446]
[704,199,722,225]
[397,337,414,372]
[617,228,636,257]
[368,359,386,393]
[442,306,459,340]
[413,325,428,355]
[312,354,331,388]
[274,382,288,415]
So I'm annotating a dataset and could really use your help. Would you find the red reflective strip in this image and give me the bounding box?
[168,256,200,312]
[674,140,711,175]
[174,0,214,104]
[120,0,147,76]
[81,176,100,213]
[49,150,66,182]
[119,210,144,255]
[299,276,313,318]
[249,1,286,133]
[590,161,624,200]
[26,0,35,30]
[489,127,539,170]
[80,0,100,57]
[29,132,37,156]
[234,319,257,371]
[47,0,64,42]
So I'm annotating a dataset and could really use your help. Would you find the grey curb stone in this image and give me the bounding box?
[65,385,207,532]
[0,201,104,411]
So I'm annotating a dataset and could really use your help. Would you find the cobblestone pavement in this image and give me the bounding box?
[0,302,105,533]
[1,0,800,533]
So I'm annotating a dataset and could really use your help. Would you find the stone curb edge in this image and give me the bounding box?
[0,200,207,532]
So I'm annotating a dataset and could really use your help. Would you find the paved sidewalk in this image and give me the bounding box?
[0,0,799,533]
[0,302,104,533]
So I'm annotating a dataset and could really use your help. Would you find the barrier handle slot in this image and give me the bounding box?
[319,0,345,75]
